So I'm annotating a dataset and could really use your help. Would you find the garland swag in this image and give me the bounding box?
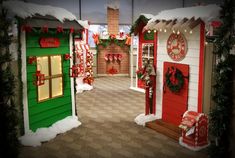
[208,0,235,157]
[130,15,150,34]
[165,67,184,93]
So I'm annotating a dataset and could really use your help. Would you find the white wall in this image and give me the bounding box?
[155,25,201,118]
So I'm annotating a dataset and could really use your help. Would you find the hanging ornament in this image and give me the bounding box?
[64,54,71,60]
[41,25,48,33]
[86,61,91,68]
[70,27,74,33]
[113,54,118,61]
[86,51,91,59]
[57,26,64,33]
[104,54,109,61]
[33,70,45,86]
[70,65,80,77]
[28,56,36,64]
[118,54,123,61]
[109,54,113,61]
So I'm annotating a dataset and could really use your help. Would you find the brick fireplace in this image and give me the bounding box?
[97,43,129,75]
[97,7,129,76]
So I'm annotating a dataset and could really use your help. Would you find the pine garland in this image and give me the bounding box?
[130,15,150,34]
[208,0,235,157]
[95,37,130,54]
[0,6,19,157]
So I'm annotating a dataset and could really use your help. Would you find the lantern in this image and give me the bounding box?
[70,65,80,77]
[33,70,45,86]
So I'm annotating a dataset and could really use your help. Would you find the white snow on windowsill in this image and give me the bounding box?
[134,113,158,126]
[3,1,89,29]
[19,116,81,147]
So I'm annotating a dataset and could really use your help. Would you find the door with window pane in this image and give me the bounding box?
[37,55,63,102]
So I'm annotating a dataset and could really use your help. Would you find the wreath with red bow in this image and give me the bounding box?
[165,66,184,93]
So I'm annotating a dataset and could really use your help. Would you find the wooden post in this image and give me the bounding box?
[145,86,150,115]
[130,34,134,88]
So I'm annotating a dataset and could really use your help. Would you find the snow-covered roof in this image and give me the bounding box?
[105,0,120,9]
[140,14,155,20]
[146,4,220,30]
[3,0,89,29]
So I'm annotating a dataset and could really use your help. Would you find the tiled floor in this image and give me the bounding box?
[19,77,208,158]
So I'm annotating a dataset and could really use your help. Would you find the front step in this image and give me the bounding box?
[146,119,181,141]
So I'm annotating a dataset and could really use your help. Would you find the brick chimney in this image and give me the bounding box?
[107,7,119,35]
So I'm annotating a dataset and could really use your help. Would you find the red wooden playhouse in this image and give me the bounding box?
[132,4,220,150]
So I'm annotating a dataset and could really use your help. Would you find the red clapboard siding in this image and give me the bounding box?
[162,62,189,126]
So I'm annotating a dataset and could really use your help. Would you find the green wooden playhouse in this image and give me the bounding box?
[25,31,74,131]
[2,0,89,134]
[21,19,86,133]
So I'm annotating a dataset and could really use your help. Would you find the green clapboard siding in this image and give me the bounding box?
[26,32,72,131]
[30,111,72,131]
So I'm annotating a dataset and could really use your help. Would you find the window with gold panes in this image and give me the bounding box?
[36,55,63,102]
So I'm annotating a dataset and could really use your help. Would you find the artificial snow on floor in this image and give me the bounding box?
[76,77,93,93]
[179,137,210,151]
[19,116,81,147]
[134,113,158,126]
[76,83,93,93]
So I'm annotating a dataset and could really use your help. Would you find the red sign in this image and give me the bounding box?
[39,38,60,48]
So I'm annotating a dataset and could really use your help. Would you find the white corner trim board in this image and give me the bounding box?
[70,33,76,117]
[19,116,81,147]
[21,31,30,134]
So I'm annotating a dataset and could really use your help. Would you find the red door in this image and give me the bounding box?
[162,62,189,126]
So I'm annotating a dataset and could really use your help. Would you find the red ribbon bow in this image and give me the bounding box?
[110,34,116,39]
[119,32,124,38]
[125,34,131,45]
[169,67,177,84]
[41,25,48,33]
[92,33,99,45]
[57,26,63,33]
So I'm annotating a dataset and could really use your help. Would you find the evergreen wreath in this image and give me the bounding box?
[165,66,184,93]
